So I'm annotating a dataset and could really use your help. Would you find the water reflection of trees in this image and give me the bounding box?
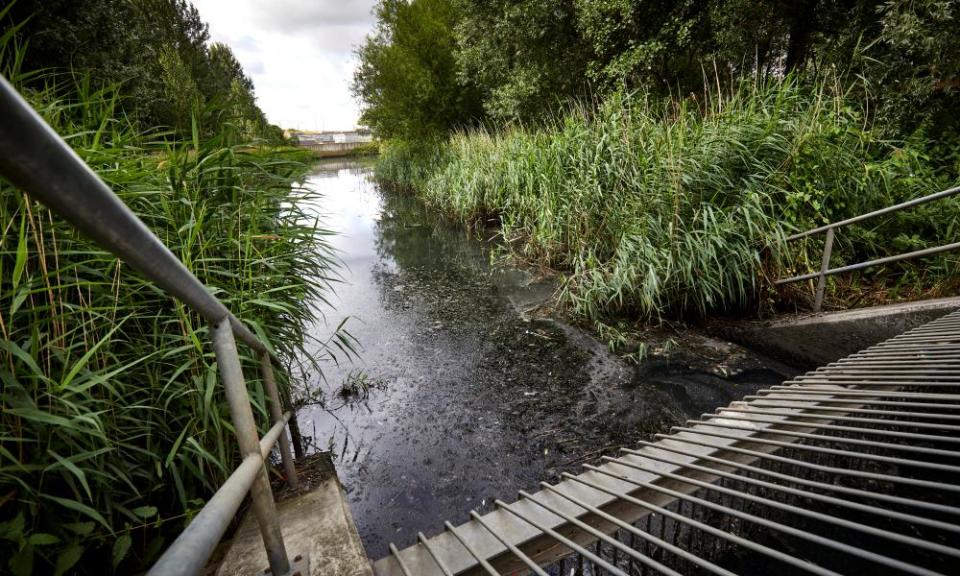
[373,187,488,276]
[308,159,374,179]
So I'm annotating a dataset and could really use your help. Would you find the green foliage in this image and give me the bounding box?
[454,0,590,121]
[352,0,484,140]
[374,139,450,191]
[4,0,286,141]
[575,0,714,92]
[868,0,960,137]
[0,59,339,576]
[158,42,202,131]
[345,140,381,157]
[358,0,960,321]
[356,0,959,137]
[382,78,959,321]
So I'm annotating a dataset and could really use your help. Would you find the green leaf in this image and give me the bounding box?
[61,319,127,390]
[9,286,29,317]
[0,341,48,385]
[246,298,290,312]
[165,426,189,469]
[203,366,217,419]
[9,543,33,576]
[5,408,72,429]
[132,505,158,519]
[12,210,28,289]
[112,534,132,569]
[191,113,200,151]
[47,450,92,501]
[143,535,165,564]
[27,533,60,546]
[62,522,94,537]
[0,512,24,543]
[54,542,84,576]
[41,495,111,532]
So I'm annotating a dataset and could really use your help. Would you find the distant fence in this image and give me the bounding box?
[298,140,375,158]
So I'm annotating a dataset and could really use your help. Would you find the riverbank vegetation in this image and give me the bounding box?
[356,0,960,325]
[0,3,339,574]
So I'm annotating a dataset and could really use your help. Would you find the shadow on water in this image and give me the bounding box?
[296,159,802,559]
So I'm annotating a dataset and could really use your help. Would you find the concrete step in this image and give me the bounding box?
[710,296,960,366]
[216,453,372,576]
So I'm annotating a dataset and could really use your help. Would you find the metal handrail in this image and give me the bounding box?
[0,75,302,576]
[775,184,960,312]
[150,411,292,576]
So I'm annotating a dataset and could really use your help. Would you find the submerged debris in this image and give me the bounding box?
[301,165,801,557]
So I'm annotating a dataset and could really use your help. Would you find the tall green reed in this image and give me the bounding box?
[381,76,959,323]
[0,49,339,575]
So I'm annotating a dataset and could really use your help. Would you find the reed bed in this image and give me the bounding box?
[381,77,960,322]
[0,70,339,573]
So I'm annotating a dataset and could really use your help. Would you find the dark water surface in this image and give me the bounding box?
[296,160,800,559]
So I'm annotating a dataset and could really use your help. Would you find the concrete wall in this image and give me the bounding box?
[299,141,373,158]
[709,296,960,367]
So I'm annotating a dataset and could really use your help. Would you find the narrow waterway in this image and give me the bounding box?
[297,159,801,559]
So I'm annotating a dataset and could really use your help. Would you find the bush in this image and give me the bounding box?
[382,76,960,322]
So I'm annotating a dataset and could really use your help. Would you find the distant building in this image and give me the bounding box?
[285,128,374,145]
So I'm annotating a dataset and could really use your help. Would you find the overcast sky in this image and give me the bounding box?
[191,0,378,131]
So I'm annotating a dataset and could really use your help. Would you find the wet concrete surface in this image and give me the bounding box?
[296,160,802,560]
[709,295,960,366]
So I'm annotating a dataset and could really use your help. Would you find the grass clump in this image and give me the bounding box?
[380,77,960,322]
[0,73,340,575]
[374,138,449,192]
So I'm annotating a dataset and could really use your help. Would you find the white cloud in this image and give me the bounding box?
[191,0,377,131]
[252,0,375,31]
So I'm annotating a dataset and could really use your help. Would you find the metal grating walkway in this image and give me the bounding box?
[373,308,960,575]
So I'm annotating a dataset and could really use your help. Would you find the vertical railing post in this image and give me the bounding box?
[259,351,299,490]
[212,320,291,576]
[813,226,835,313]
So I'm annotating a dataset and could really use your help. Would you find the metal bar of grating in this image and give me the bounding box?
[374,308,960,575]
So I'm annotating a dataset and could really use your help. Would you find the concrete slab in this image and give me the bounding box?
[216,454,372,576]
[709,296,960,366]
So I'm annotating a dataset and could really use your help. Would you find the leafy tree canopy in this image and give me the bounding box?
[352,0,483,140]
[355,0,960,138]
[454,0,590,121]
[5,0,284,142]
